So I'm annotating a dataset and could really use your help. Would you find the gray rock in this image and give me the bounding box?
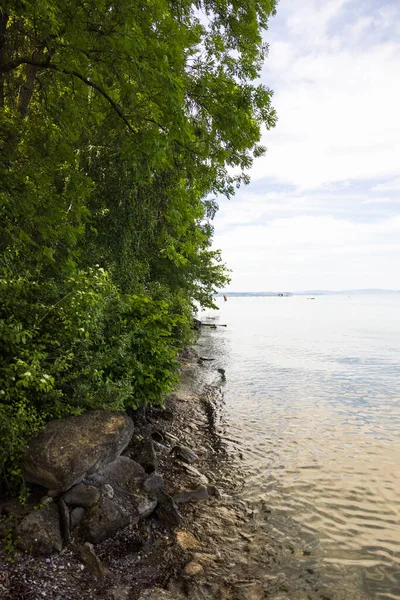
[92,457,145,491]
[156,492,183,526]
[63,483,100,508]
[82,496,130,544]
[23,410,134,492]
[152,441,169,454]
[173,445,199,465]
[180,464,208,485]
[133,495,158,519]
[70,507,86,529]
[79,542,111,576]
[103,484,115,499]
[132,439,158,473]
[58,498,71,543]
[173,486,211,504]
[16,503,63,556]
[143,472,164,495]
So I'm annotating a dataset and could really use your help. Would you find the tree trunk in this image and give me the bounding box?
[17,61,39,117]
[0,10,9,109]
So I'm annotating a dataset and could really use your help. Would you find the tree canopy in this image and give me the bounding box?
[0,0,277,490]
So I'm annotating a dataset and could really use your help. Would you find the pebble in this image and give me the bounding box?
[176,530,201,550]
[103,484,114,499]
[184,561,204,576]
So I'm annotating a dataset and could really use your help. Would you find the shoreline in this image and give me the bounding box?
[0,345,249,600]
[0,336,339,600]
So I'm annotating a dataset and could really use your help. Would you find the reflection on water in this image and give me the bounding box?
[199,294,400,600]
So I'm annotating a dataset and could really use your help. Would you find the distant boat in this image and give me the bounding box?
[307,297,315,300]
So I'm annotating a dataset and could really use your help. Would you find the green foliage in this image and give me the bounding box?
[0,0,276,491]
[2,526,17,560]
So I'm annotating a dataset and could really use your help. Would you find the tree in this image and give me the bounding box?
[0,0,277,489]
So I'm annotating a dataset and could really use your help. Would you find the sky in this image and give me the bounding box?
[214,0,400,292]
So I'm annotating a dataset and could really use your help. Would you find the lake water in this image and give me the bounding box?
[199,294,400,600]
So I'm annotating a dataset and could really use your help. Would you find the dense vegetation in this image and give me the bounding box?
[0,0,276,490]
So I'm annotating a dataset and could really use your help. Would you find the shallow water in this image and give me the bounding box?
[199,294,400,600]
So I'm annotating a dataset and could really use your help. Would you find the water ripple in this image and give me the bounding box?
[200,294,400,600]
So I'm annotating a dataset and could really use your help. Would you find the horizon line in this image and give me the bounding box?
[219,289,400,295]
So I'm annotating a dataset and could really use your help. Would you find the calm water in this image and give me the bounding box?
[200,294,400,600]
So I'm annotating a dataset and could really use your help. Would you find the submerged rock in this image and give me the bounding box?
[175,530,201,550]
[23,410,134,492]
[184,561,204,576]
[16,503,63,556]
[173,486,212,504]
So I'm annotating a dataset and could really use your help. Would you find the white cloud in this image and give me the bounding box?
[214,0,400,290]
[254,1,400,188]
[215,213,400,290]
[371,178,400,193]
[217,215,400,251]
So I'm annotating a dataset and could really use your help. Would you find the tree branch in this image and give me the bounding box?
[1,57,137,132]
[2,58,193,143]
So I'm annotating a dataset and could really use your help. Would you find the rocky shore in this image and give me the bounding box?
[0,346,253,600]
[0,340,333,600]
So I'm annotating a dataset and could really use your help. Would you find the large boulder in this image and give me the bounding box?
[71,507,86,530]
[23,410,134,492]
[131,439,158,473]
[63,483,100,508]
[81,486,157,544]
[144,472,164,496]
[91,457,145,492]
[16,503,63,556]
[82,496,130,544]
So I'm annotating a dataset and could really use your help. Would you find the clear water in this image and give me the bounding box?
[200,294,400,600]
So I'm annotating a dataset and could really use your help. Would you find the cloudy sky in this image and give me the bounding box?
[214,0,400,292]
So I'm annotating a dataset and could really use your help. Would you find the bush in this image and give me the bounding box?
[0,266,190,491]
